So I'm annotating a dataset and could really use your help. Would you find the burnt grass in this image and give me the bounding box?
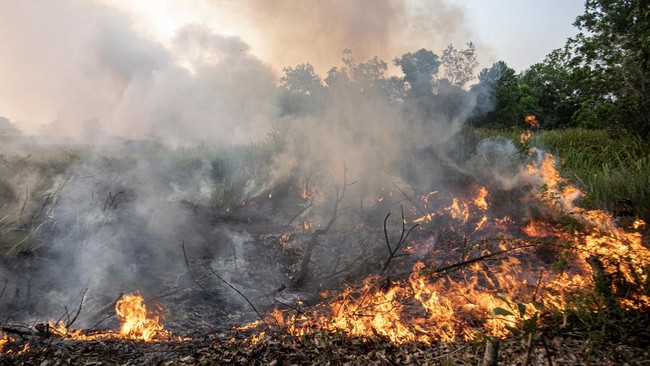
[2,326,650,365]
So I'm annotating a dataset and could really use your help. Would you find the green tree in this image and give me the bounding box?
[469,61,542,128]
[521,50,580,128]
[394,48,441,98]
[566,0,650,136]
[440,42,479,88]
[278,63,327,116]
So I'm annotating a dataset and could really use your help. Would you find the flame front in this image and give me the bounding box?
[253,152,650,344]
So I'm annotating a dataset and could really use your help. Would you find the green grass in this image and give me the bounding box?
[466,127,650,222]
[532,129,650,222]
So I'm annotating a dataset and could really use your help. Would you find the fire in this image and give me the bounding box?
[473,186,489,211]
[525,115,540,128]
[445,198,469,224]
[0,333,9,352]
[2,292,177,347]
[116,292,170,342]
[255,151,649,345]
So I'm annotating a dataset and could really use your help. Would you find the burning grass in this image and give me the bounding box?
[1,130,649,364]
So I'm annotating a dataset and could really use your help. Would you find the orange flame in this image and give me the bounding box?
[116,292,169,342]
[254,151,650,344]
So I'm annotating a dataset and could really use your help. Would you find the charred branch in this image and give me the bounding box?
[206,268,267,326]
[1,325,33,339]
[381,206,419,275]
[294,163,353,286]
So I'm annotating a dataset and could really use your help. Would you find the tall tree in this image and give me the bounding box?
[469,61,541,128]
[278,63,327,116]
[440,42,479,88]
[567,0,650,136]
[394,49,440,98]
[521,50,580,128]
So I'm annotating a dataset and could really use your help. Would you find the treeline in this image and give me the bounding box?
[278,0,649,138]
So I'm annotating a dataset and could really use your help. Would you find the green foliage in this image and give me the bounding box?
[490,293,540,354]
[565,0,650,137]
[521,51,580,129]
[532,128,650,221]
[469,61,540,129]
[440,42,479,88]
[394,48,440,98]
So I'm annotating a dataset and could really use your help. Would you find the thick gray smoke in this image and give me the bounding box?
[0,0,536,328]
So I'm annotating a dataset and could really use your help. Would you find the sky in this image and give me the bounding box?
[96,0,585,73]
[0,0,585,132]
[457,0,584,71]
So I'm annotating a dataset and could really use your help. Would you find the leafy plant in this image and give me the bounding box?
[490,293,540,365]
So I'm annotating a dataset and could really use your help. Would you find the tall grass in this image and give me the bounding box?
[467,127,650,222]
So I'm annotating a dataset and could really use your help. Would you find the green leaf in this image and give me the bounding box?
[517,302,527,318]
[524,313,539,334]
[505,325,521,337]
[491,307,514,318]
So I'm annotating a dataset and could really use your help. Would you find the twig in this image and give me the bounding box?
[89,313,115,331]
[179,240,210,293]
[482,337,500,366]
[88,292,124,330]
[280,203,314,238]
[207,268,267,326]
[19,185,28,217]
[0,279,7,300]
[381,206,419,275]
[392,183,428,218]
[531,269,545,303]
[393,242,539,279]
[294,163,349,285]
[65,288,88,329]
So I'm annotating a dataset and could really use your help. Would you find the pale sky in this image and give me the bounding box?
[457,0,584,71]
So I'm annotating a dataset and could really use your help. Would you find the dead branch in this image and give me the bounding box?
[206,268,267,326]
[179,240,211,294]
[88,292,124,330]
[294,163,351,286]
[531,269,545,303]
[482,337,500,366]
[392,183,429,218]
[253,284,286,301]
[19,185,28,217]
[1,325,33,339]
[0,279,7,300]
[65,288,88,329]
[279,203,313,239]
[397,241,539,279]
[381,206,419,275]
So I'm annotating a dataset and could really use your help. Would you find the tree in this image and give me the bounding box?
[566,0,650,136]
[469,61,541,128]
[440,42,479,88]
[278,63,327,116]
[520,50,580,128]
[394,49,440,98]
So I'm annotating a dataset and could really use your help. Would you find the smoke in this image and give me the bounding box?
[216,0,472,75]
[0,0,540,328]
[0,0,277,144]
